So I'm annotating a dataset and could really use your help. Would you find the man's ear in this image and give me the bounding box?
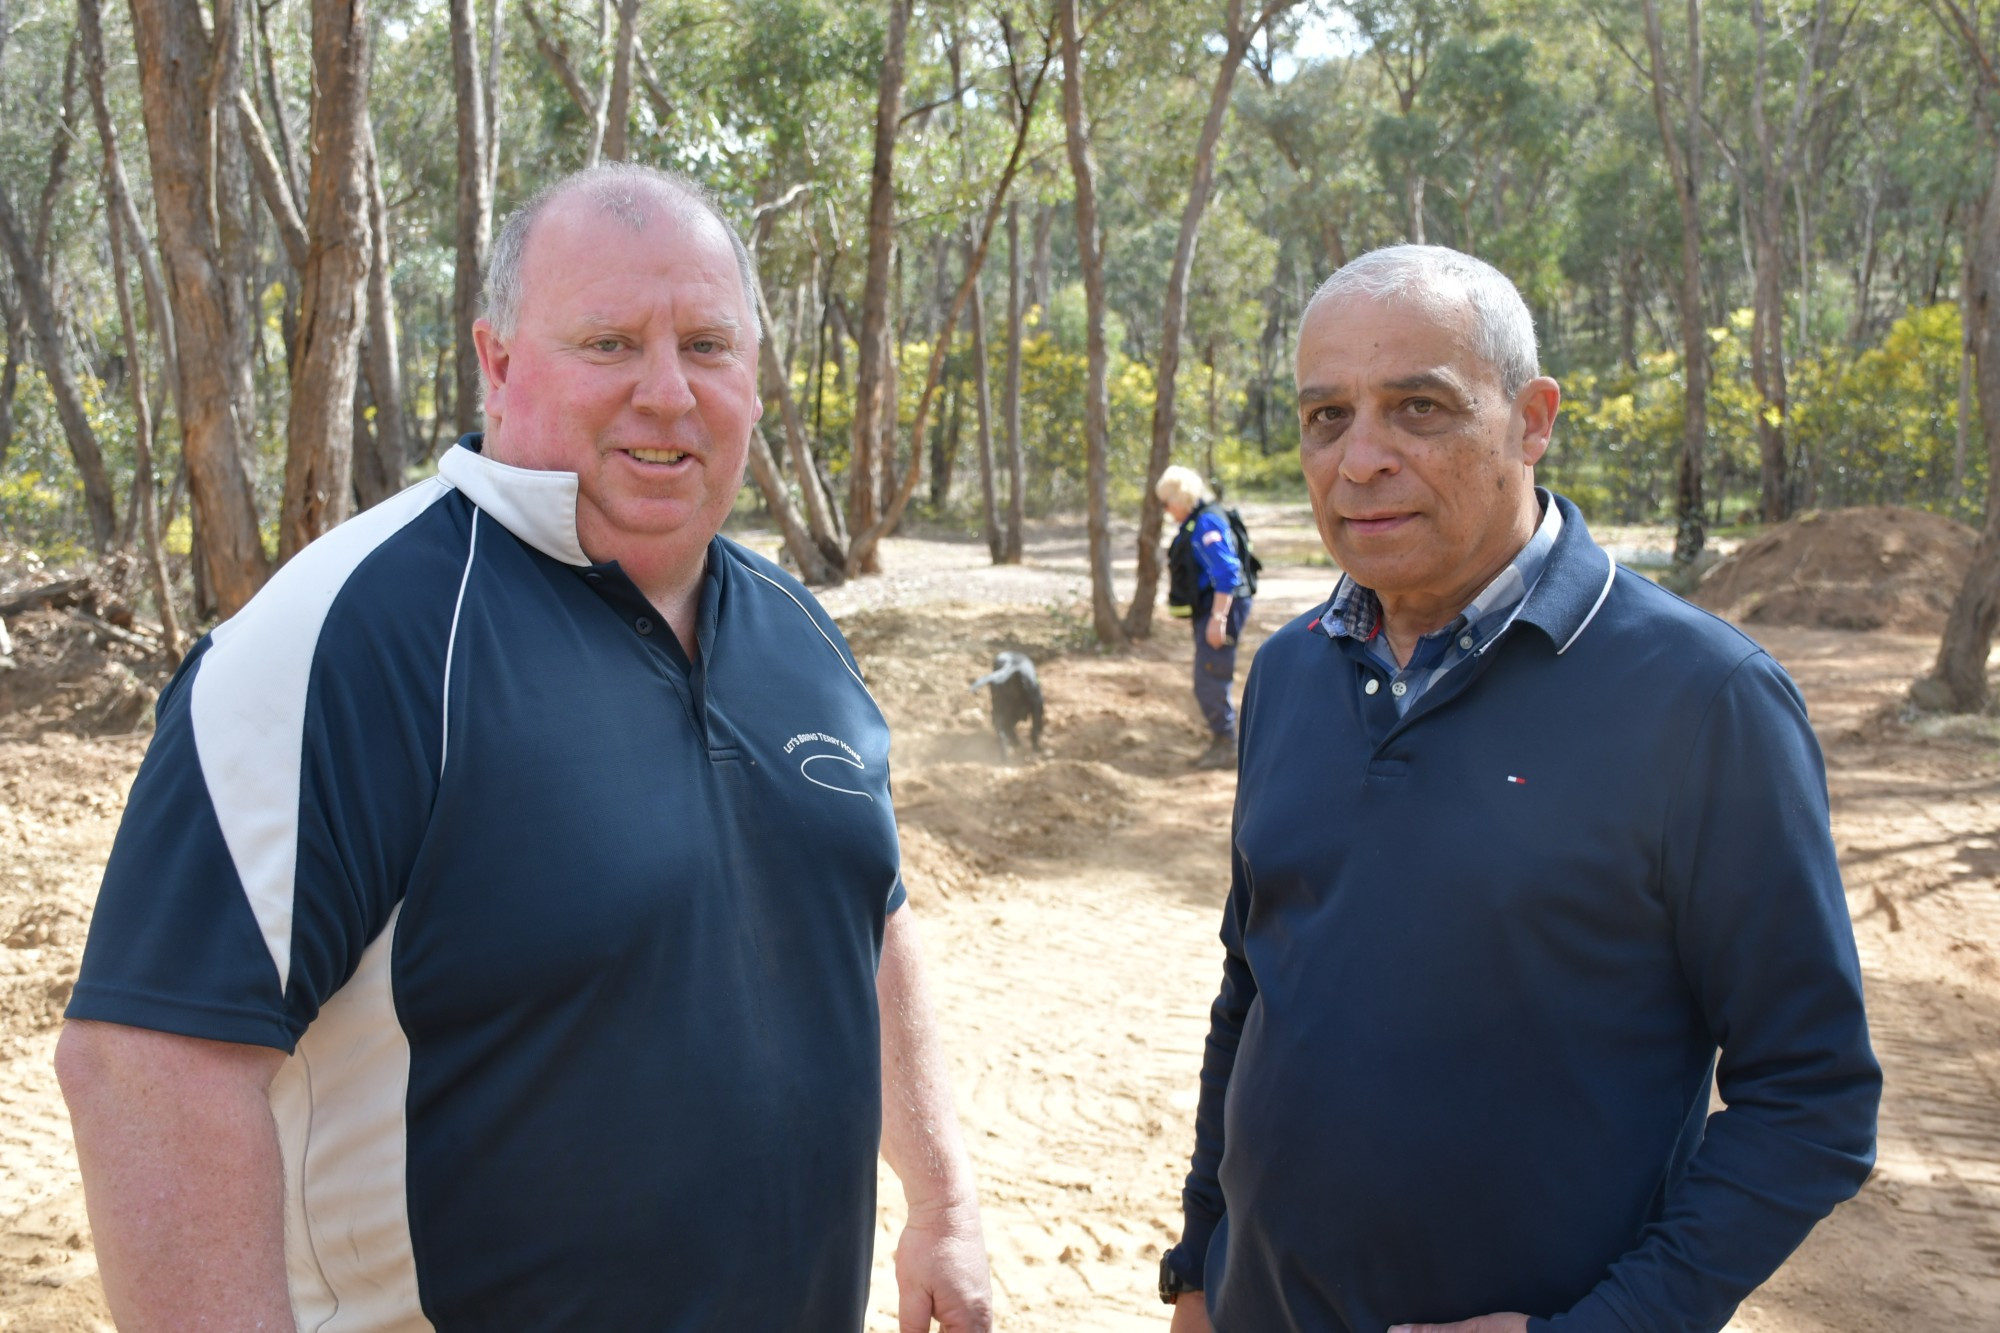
[471,319,508,423]
[1515,376,1561,466]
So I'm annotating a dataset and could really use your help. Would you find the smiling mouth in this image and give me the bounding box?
[626,448,690,465]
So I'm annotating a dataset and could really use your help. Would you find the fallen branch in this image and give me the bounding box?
[65,606,160,655]
[0,578,93,618]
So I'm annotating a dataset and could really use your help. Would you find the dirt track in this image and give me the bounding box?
[1,506,1997,1331]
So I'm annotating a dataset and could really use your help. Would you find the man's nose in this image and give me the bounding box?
[1337,410,1401,483]
[631,347,696,417]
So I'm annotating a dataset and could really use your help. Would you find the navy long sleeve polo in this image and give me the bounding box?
[1174,493,1879,1333]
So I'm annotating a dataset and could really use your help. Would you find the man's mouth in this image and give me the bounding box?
[1345,512,1412,534]
[626,448,690,465]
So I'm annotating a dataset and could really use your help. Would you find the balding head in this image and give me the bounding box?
[1302,245,1539,399]
[484,164,761,342]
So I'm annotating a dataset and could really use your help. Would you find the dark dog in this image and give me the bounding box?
[968,651,1044,760]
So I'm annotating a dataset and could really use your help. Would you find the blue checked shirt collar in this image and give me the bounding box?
[1315,491,1564,713]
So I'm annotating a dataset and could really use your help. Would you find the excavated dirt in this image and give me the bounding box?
[1694,506,1977,634]
[0,508,1996,1332]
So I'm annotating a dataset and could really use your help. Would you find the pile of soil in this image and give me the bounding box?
[1693,506,1976,634]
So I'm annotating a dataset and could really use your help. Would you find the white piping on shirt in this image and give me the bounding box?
[439,510,480,778]
[741,564,872,697]
[1557,549,1618,656]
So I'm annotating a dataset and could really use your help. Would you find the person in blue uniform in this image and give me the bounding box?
[1159,466,1252,770]
[57,165,991,1332]
[1158,246,1879,1333]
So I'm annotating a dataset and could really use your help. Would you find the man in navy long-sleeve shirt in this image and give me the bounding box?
[1158,245,1879,1333]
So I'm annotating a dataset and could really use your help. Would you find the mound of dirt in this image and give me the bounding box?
[1693,506,1975,633]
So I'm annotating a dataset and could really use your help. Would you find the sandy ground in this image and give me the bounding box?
[0,504,1996,1331]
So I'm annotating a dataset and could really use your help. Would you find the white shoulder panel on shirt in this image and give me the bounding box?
[190,478,455,995]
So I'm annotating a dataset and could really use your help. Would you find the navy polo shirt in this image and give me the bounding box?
[69,438,905,1330]
[1174,493,1879,1333]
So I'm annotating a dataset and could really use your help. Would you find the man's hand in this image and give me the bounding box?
[1390,1315,1530,1333]
[1169,1290,1214,1331]
[894,1200,992,1332]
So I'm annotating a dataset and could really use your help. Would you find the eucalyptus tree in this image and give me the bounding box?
[451,0,494,439]
[0,37,117,549]
[1124,0,1298,640]
[1058,0,1123,645]
[1917,0,2000,712]
[274,0,376,561]
[1642,0,1710,566]
[128,0,272,614]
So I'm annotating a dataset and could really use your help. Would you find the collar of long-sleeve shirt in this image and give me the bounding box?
[1313,490,1563,711]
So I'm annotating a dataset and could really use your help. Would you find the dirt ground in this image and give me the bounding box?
[1,504,1997,1332]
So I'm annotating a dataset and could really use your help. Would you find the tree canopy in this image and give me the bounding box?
[0,0,1994,693]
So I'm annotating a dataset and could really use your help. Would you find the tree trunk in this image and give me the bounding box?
[1125,0,1273,638]
[238,88,309,271]
[278,0,374,563]
[933,373,960,510]
[1960,240,1975,500]
[755,285,845,563]
[837,13,1053,577]
[1059,0,1124,648]
[846,0,909,571]
[969,246,1000,560]
[744,423,838,584]
[83,0,179,584]
[106,190,183,657]
[0,188,118,547]
[451,0,492,440]
[252,0,307,203]
[1002,199,1025,563]
[603,0,641,160]
[1643,0,1706,566]
[1748,0,1789,524]
[355,135,408,508]
[1029,201,1054,312]
[1921,137,2000,713]
[1,36,91,472]
[129,0,272,614]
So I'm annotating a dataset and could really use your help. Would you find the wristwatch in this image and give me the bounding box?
[1158,1250,1201,1305]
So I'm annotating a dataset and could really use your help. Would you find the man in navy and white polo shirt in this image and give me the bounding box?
[1159,247,1880,1333]
[59,165,991,1331]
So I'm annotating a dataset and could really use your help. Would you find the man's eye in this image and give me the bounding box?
[1407,399,1436,414]
[689,338,725,355]
[1306,406,1345,424]
[590,338,624,353]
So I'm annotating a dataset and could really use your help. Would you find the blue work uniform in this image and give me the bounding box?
[1174,504,1252,737]
[68,437,905,1331]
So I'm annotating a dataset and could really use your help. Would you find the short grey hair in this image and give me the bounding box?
[1155,464,1214,511]
[1303,245,1539,398]
[484,162,762,341]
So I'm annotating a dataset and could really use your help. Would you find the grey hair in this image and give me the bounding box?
[484,162,762,341]
[1303,245,1539,397]
[1155,464,1214,511]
